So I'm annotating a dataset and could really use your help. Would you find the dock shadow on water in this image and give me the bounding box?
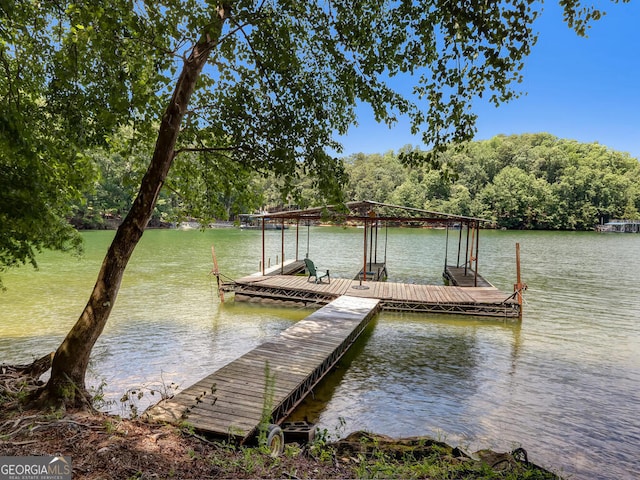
[285,317,379,436]
[286,312,544,464]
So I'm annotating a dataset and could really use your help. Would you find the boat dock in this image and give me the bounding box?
[598,219,640,233]
[145,295,381,442]
[225,201,525,319]
[230,271,520,318]
[153,202,524,444]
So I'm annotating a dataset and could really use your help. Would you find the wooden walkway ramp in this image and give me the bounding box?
[145,295,380,441]
[232,274,520,318]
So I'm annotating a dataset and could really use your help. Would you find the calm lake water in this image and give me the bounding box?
[1,227,638,479]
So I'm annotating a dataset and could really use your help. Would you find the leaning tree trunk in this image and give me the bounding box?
[40,5,231,408]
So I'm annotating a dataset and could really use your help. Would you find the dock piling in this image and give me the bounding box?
[514,243,527,319]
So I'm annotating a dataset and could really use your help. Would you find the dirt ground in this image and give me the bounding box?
[0,409,559,480]
[0,410,355,479]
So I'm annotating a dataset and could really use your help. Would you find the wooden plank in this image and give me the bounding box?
[252,343,332,362]
[401,282,411,301]
[410,284,421,302]
[439,286,452,303]
[405,283,414,301]
[388,281,396,301]
[213,362,309,389]
[184,375,293,400]
[416,284,429,303]
[409,283,420,302]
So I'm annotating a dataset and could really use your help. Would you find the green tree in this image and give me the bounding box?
[623,162,640,218]
[479,166,556,229]
[0,134,95,288]
[2,0,623,406]
[389,174,427,209]
[71,135,149,229]
[345,152,407,203]
[441,134,638,229]
[622,198,640,219]
[0,1,99,288]
[441,184,473,217]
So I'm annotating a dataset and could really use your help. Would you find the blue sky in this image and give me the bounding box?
[338,1,640,159]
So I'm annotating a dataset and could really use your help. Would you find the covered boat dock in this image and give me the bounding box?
[223,201,525,319]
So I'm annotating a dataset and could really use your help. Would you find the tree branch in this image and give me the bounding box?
[173,145,241,157]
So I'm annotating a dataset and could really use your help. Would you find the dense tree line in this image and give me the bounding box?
[75,133,640,231]
[390,134,640,230]
[70,127,263,229]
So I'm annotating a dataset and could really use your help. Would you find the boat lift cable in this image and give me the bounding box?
[214,272,237,283]
[501,284,528,305]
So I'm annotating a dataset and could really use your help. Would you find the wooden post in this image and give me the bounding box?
[295,218,299,261]
[261,217,266,276]
[457,222,463,268]
[514,242,526,319]
[384,222,388,264]
[362,218,368,281]
[516,243,521,290]
[281,218,285,274]
[368,221,374,271]
[467,223,476,276]
[474,223,480,287]
[464,222,470,275]
[444,222,449,272]
[211,244,223,303]
[374,220,378,264]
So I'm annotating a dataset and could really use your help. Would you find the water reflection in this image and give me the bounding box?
[88,302,307,415]
[289,313,523,445]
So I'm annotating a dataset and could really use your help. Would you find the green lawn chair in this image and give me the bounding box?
[304,258,330,284]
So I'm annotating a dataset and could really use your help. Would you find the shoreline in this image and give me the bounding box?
[0,409,560,479]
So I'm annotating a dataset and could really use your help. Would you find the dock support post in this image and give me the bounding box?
[211,244,224,303]
[384,222,388,264]
[295,218,299,261]
[464,222,470,275]
[474,223,479,287]
[444,223,450,272]
[262,217,266,275]
[369,220,374,271]
[374,220,378,264]
[457,223,463,268]
[281,218,285,274]
[514,242,526,319]
[362,218,368,281]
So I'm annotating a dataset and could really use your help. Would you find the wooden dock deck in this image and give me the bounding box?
[443,265,494,287]
[145,295,381,441]
[254,259,306,277]
[354,262,388,281]
[232,274,520,318]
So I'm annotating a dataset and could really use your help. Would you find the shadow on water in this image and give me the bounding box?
[285,316,380,429]
[286,312,524,440]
